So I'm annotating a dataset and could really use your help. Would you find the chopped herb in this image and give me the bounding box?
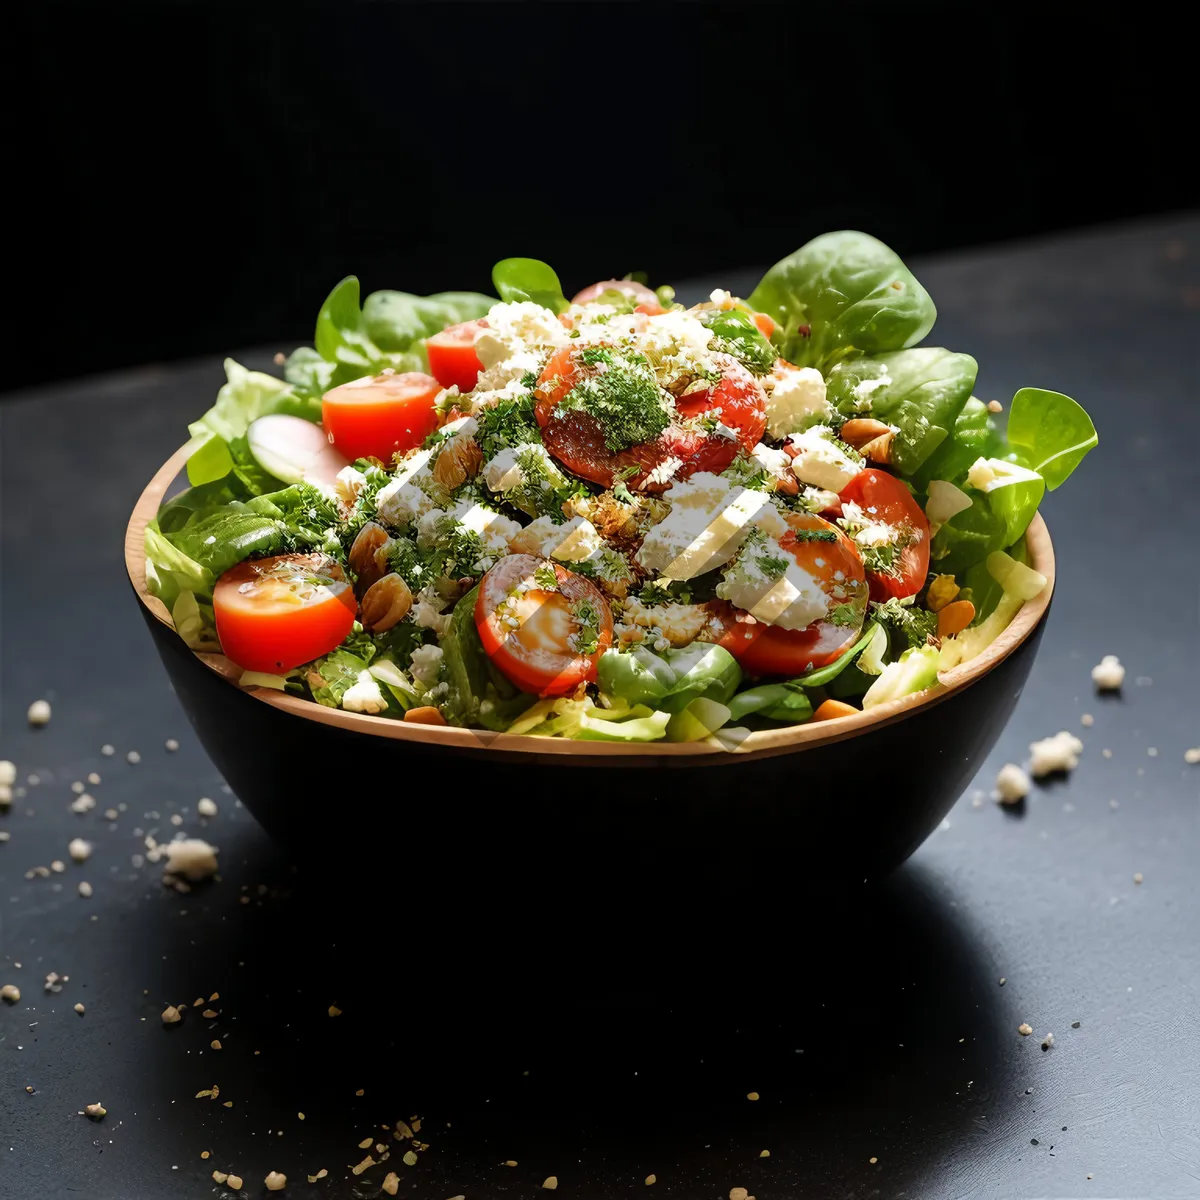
[786,526,838,544]
[698,308,777,376]
[476,391,540,459]
[871,596,938,650]
[533,563,559,590]
[570,597,602,656]
[560,349,670,451]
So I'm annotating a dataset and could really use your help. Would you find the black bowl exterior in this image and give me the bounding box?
[138,594,1048,891]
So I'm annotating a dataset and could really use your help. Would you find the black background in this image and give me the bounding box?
[5,1,1196,392]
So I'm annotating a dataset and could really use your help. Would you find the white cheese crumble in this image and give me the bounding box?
[764,366,831,438]
[0,761,15,787]
[994,763,1031,804]
[1029,731,1084,777]
[787,428,861,492]
[409,644,444,687]
[636,472,786,580]
[546,516,604,563]
[452,500,524,553]
[965,456,1044,492]
[482,442,560,495]
[333,465,368,509]
[162,838,219,882]
[1091,654,1125,691]
[341,670,388,714]
[27,699,51,726]
[476,302,568,367]
[749,441,792,482]
[411,587,452,637]
[716,537,828,631]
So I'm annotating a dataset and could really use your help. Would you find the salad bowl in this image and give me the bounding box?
[126,442,1054,888]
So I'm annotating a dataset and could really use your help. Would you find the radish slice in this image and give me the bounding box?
[247,415,350,492]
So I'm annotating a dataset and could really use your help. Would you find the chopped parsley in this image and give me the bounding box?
[720,454,772,491]
[533,562,559,590]
[786,526,838,544]
[871,596,938,649]
[697,308,777,376]
[476,390,540,459]
[559,347,670,452]
[570,596,603,656]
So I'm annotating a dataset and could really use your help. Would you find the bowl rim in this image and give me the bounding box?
[126,443,1055,766]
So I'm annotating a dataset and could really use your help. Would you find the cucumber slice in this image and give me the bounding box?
[247,414,350,492]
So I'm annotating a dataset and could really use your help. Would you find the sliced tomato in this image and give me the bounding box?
[426,320,486,393]
[321,372,443,463]
[736,513,869,677]
[475,554,614,697]
[838,468,931,601]
[698,600,766,659]
[533,345,767,493]
[571,279,660,307]
[214,553,356,674]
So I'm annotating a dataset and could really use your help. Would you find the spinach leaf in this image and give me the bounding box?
[747,231,936,370]
[789,622,880,686]
[1006,387,1098,490]
[930,472,1044,577]
[362,290,494,353]
[696,308,777,376]
[726,682,814,724]
[910,397,1005,489]
[491,257,568,313]
[826,348,977,475]
[440,586,488,724]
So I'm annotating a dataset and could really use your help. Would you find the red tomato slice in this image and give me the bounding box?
[321,372,443,463]
[476,554,614,697]
[698,600,766,659]
[838,468,931,601]
[214,554,356,674]
[533,346,766,493]
[571,279,660,306]
[426,320,486,393]
[736,513,869,677]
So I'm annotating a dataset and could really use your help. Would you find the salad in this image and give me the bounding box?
[144,232,1096,744]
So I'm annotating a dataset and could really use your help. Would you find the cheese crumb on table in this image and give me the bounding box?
[1018,1023,1033,1036]
[162,1005,182,1024]
[1,984,20,1003]
[162,838,219,882]
[1091,654,1125,690]
[27,700,51,725]
[1081,713,1094,727]
[543,1177,559,1190]
[0,761,16,786]
[1186,748,1200,765]
[126,750,141,764]
[84,1102,106,1119]
[78,882,93,898]
[1134,872,1144,884]
[226,1175,243,1190]
[197,797,218,818]
[264,1171,287,1191]
[645,1175,657,1185]
[995,763,1031,804]
[1042,1032,1055,1049]
[1029,731,1084,777]
[382,1173,400,1196]
[74,1002,85,1014]
[68,838,93,863]
[746,1091,760,1101]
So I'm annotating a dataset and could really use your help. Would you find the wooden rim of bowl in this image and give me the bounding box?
[126,444,1055,766]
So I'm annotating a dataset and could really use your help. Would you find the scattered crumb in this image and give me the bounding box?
[78,882,93,899]
[162,1005,182,1024]
[211,1171,228,1184]
[0,761,15,786]
[126,750,141,764]
[1072,1020,1081,1028]
[0,830,9,842]
[730,1189,750,1200]
[210,1039,222,1051]
[1102,747,1112,758]
[193,997,205,1007]
[200,1151,209,1160]
[165,738,180,751]
[162,838,219,882]
[227,1174,243,1189]
[355,1088,364,1096]
[986,399,1004,413]
[101,744,115,756]
[27,699,52,726]
[87,772,101,785]
[1147,746,1158,757]
[74,1003,85,1014]
[995,763,1031,804]
[645,1174,657,1185]
[352,1156,376,1175]
[0,788,11,810]
[71,781,85,794]
[264,1171,287,1191]
[328,1004,343,1017]
[1091,655,1125,691]
[1081,713,1094,727]
[543,1177,559,1191]
[2,984,21,1004]
[1029,731,1084,777]
[504,1160,518,1167]
[381,1173,399,1196]
[746,1091,760,1101]
[84,1102,106,1120]
[306,1170,329,1183]
[999,977,1007,986]
[44,972,66,993]
[68,838,93,863]
[1134,872,1143,884]
[70,793,97,814]
[399,1150,417,1167]
[1186,748,1200,765]
[198,797,218,818]
[358,1137,373,1150]
[170,814,183,826]
[759,1149,771,1157]
[51,860,66,873]
[1042,1032,1055,1049]
[869,1156,879,1164]
[1018,1023,1033,1036]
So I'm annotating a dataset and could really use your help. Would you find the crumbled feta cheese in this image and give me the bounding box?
[333,465,368,509]
[473,349,543,394]
[643,456,683,488]
[965,456,1044,493]
[636,472,786,579]
[376,452,436,527]
[411,588,452,636]
[197,797,218,818]
[994,763,1031,804]
[717,537,828,631]
[0,761,15,787]
[787,427,861,492]
[409,644,444,687]
[264,1172,288,1192]
[341,670,388,715]
[1029,731,1084,777]
[438,414,478,438]
[764,366,831,438]
[1,984,20,1003]
[483,442,562,497]
[477,302,568,367]
[1091,654,1125,691]
[68,837,92,863]
[27,699,51,726]
[840,499,899,549]
[162,838,219,882]
[546,517,604,563]
[451,500,524,554]
[800,486,841,512]
[749,442,792,481]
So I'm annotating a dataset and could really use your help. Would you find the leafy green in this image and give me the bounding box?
[1006,387,1098,490]
[696,308,777,376]
[597,645,677,708]
[871,597,938,656]
[184,359,321,486]
[826,348,977,475]
[726,681,814,723]
[790,622,881,686]
[440,586,488,724]
[491,257,568,314]
[861,643,941,708]
[664,696,733,742]
[597,642,742,714]
[747,231,936,371]
[362,290,494,353]
[475,389,541,459]
[910,397,1005,489]
[576,708,671,742]
[308,648,373,709]
[931,471,1044,576]
[144,524,213,612]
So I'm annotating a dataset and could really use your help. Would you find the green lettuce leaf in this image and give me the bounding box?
[910,397,1006,489]
[144,523,214,612]
[747,231,936,370]
[1006,387,1098,490]
[491,258,568,313]
[826,348,977,475]
[930,471,1045,577]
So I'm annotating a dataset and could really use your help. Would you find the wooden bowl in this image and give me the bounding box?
[126,445,1054,890]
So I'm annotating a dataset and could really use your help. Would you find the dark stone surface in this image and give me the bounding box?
[2,215,1199,1199]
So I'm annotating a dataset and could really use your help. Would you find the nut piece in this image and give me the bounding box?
[925,574,960,613]
[264,1170,287,1191]
[360,573,413,633]
[382,1173,400,1196]
[433,434,483,490]
[162,1005,182,1024]
[542,1178,559,1191]
[349,521,392,595]
[227,1175,244,1190]
[84,1102,107,1119]
[27,699,51,726]
[68,838,93,863]
[838,418,894,449]
[1018,1022,1033,1036]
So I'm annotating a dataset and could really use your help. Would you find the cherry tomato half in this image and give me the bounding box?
[321,372,443,463]
[838,468,931,601]
[426,320,486,394]
[214,553,356,673]
[533,346,766,493]
[475,554,614,697]
[571,279,660,307]
[736,513,869,677]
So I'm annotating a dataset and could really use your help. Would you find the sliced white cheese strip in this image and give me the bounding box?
[548,518,602,563]
[459,503,501,536]
[661,488,770,581]
[394,448,433,487]
[748,574,802,624]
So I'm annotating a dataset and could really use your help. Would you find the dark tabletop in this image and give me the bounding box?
[2,216,1199,1200]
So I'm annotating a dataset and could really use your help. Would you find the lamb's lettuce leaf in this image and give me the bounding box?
[491,258,568,314]
[1006,387,1098,490]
